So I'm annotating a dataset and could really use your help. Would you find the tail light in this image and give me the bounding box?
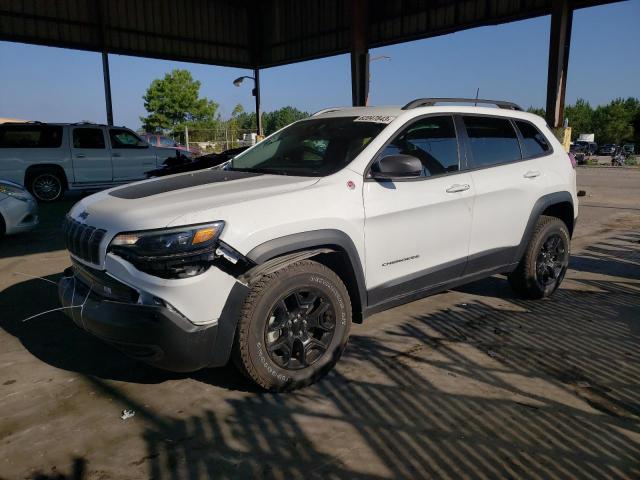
[568,152,577,169]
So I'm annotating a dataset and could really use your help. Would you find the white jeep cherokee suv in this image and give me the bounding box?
[58,98,577,391]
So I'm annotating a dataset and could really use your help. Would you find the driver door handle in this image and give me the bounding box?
[112,153,122,158]
[75,154,86,158]
[524,170,541,178]
[446,184,470,193]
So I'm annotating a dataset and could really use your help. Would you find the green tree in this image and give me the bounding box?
[526,106,545,117]
[140,69,219,133]
[592,98,634,145]
[263,106,309,135]
[564,98,593,141]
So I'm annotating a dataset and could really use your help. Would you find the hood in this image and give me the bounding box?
[69,169,320,233]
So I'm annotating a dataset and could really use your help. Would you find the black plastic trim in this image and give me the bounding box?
[246,230,367,319]
[402,98,522,111]
[513,191,575,261]
[367,257,466,307]
[463,247,519,277]
[58,271,219,372]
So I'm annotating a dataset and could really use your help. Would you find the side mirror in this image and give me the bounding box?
[371,154,423,179]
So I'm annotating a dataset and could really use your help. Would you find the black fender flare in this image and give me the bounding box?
[208,229,367,367]
[512,191,575,264]
[246,229,367,315]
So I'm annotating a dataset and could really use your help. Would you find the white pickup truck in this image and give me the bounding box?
[0,122,184,201]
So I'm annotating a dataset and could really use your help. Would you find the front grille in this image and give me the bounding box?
[62,216,106,264]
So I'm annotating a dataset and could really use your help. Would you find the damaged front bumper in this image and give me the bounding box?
[58,263,249,372]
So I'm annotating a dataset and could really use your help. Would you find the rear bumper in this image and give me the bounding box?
[58,268,222,372]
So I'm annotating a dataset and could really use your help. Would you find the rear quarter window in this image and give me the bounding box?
[515,120,551,158]
[0,125,63,148]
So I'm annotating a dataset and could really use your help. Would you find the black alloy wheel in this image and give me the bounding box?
[535,233,569,288]
[265,288,336,370]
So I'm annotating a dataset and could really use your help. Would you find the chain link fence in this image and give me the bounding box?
[174,127,257,154]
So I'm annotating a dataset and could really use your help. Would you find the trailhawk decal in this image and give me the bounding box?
[382,255,420,267]
[354,115,396,124]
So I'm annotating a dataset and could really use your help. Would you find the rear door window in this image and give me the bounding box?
[0,125,63,148]
[462,116,522,168]
[515,121,551,158]
[73,128,106,149]
[109,129,148,149]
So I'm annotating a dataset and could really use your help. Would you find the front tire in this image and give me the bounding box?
[232,259,351,391]
[508,215,570,299]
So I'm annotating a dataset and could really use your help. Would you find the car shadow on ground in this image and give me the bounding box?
[0,271,256,391]
[3,231,640,479]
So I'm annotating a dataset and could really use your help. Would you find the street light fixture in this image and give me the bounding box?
[233,70,263,137]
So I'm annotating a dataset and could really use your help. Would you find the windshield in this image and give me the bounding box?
[227,117,386,176]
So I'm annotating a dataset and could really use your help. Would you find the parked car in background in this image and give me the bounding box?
[145,146,249,178]
[141,133,200,157]
[622,143,635,155]
[0,179,38,236]
[598,144,617,155]
[0,122,184,201]
[572,141,597,155]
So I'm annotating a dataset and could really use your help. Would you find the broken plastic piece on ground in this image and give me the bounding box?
[121,409,135,420]
[577,190,586,197]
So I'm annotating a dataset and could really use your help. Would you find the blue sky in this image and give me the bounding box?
[0,1,638,129]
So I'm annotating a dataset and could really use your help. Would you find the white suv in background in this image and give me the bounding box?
[0,122,184,201]
[58,98,578,391]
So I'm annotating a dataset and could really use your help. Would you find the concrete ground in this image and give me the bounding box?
[1,168,639,479]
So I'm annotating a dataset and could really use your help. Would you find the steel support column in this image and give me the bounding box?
[350,0,369,107]
[545,0,573,128]
[102,52,114,126]
[253,67,263,137]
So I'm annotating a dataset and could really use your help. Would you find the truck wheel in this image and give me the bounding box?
[508,215,570,299]
[29,171,63,202]
[232,259,351,391]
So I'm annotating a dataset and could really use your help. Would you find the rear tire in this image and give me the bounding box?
[508,215,570,299]
[28,170,64,202]
[232,259,351,392]
[0,213,5,237]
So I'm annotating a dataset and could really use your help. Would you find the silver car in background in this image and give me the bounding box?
[0,180,38,236]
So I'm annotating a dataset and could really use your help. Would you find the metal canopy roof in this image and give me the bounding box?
[0,0,617,69]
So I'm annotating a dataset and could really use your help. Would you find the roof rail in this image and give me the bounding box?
[311,107,344,117]
[402,98,522,111]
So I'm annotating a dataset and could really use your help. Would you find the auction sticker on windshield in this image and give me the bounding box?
[354,115,396,123]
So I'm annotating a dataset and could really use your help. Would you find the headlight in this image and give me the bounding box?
[0,182,30,202]
[110,221,224,258]
[108,222,225,278]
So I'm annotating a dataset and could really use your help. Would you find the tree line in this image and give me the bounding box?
[527,97,640,146]
[142,69,638,147]
[140,69,308,140]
